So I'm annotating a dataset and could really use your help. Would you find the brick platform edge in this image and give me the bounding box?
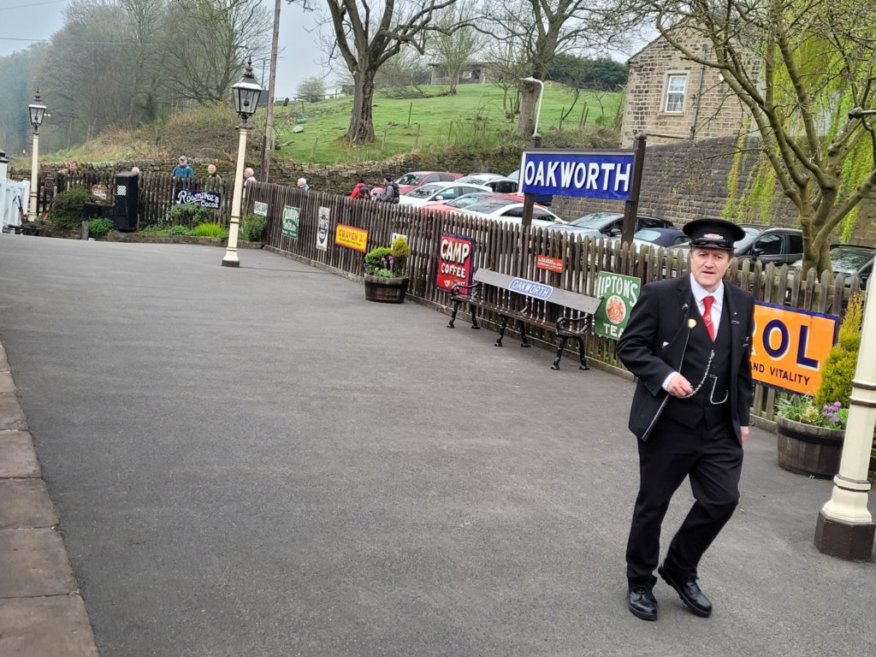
[0,341,100,657]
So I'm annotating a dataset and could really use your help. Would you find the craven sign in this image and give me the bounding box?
[519,150,635,201]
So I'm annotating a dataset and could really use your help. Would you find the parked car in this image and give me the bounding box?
[423,192,525,214]
[399,182,492,207]
[730,225,765,255]
[549,212,673,238]
[735,227,803,265]
[455,198,565,223]
[394,171,462,194]
[632,227,691,249]
[506,169,553,206]
[792,244,874,287]
[456,173,519,193]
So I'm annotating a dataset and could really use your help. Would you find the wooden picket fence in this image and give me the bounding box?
[46,171,234,227]
[252,181,865,423]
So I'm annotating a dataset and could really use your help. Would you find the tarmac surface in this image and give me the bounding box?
[0,233,873,657]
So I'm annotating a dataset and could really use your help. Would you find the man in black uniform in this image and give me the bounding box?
[617,218,754,621]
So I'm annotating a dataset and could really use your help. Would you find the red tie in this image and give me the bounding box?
[703,295,716,341]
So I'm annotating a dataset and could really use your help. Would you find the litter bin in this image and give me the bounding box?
[113,172,139,231]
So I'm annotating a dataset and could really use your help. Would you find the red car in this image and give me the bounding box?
[394,171,463,194]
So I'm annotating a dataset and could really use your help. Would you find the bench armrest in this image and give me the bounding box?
[450,281,482,299]
[557,314,592,331]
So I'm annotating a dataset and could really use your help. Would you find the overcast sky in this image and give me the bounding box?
[0,0,329,97]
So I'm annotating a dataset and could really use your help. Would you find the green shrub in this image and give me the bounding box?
[240,214,267,242]
[167,202,213,227]
[816,292,864,409]
[191,223,228,239]
[88,218,115,239]
[48,187,92,229]
[169,225,189,236]
[364,236,410,278]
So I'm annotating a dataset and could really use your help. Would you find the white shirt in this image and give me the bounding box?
[661,275,724,391]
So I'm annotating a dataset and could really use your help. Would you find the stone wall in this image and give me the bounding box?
[621,27,750,148]
[552,137,875,246]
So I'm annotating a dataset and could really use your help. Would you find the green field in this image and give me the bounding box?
[271,83,622,164]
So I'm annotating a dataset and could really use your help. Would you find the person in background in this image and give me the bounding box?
[350,176,369,199]
[204,163,223,191]
[297,177,309,192]
[616,218,754,623]
[241,166,255,201]
[376,174,400,203]
[172,156,195,178]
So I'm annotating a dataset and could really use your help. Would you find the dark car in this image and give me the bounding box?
[506,169,552,206]
[735,227,803,265]
[549,211,674,238]
[632,227,690,248]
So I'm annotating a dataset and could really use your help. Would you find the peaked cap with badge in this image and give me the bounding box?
[683,218,746,251]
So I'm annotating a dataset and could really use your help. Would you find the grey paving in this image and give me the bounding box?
[0,233,873,657]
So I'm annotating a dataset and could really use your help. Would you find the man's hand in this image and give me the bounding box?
[666,373,693,398]
[741,426,750,443]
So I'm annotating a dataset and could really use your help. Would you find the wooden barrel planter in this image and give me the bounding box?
[776,416,844,478]
[364,275,408,303]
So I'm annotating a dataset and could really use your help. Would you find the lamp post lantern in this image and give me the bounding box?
[27,90,47,223]
[222,58,263,268]
[520,76,545,146]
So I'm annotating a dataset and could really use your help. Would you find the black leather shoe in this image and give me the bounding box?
[658,565,712,617]
[627,586,658,621]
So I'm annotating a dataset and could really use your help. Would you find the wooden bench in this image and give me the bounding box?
[447,268,602,370]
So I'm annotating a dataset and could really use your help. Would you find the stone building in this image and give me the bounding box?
[619,27,751,147]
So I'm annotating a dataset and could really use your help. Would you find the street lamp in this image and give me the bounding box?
[814,104,876,560]
[520,76,545,144]
[27,90,47,223]
[222,58,263,268]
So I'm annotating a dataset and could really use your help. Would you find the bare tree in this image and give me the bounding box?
[290,0,457,144]
[159,0,271,106]
[429,3,482,94]
[482,0,643,137]
[651,1,876,274]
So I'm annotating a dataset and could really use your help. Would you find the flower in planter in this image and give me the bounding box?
[776,292,863,429]
[364,236,410,278]
[776,396,849,430]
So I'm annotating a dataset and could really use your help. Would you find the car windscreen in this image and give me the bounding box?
[634,229,662,243]
[463,200,514,213]
[444,193,494,208]
[829,247,875,274]
[568,213,620,229]
[396,173,422,185]
[407,184,442,199]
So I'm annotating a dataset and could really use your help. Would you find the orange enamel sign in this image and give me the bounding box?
[751,302,839,395]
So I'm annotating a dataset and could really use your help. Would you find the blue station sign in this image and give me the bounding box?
[519,150,636,201]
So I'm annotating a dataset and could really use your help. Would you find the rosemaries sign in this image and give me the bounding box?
[519,150,635,201]
[175,189,221,209]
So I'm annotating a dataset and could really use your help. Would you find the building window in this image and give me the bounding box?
[663,74,688,113]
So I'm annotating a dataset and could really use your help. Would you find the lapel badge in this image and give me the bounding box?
[688,319,697,329]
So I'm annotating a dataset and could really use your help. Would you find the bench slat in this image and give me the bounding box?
[472,268,601,314]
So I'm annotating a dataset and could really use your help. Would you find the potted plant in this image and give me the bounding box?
[775,292,864,477]
[363,235,411,303]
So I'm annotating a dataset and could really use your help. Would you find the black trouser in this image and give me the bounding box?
[626,414,743,588]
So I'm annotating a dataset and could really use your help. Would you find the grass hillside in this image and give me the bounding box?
[41,83,622,167]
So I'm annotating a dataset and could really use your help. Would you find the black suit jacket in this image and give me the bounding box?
[617,275,755,442]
